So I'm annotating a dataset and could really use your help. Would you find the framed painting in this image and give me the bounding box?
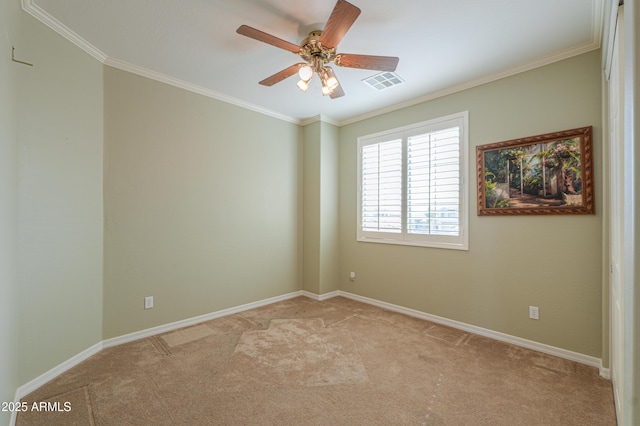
[476,126,594,216]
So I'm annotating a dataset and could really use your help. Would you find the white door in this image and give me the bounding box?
[608,6,624,422]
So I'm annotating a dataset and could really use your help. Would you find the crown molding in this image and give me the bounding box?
[299,114,340,127]
[103,57,300,124]
[22,0,604,129]
[21,0,300,125]
[339,41,602,127]
[339,0,604,126]
[21,0,107,62]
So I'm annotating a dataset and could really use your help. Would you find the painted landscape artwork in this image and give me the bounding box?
[477,127,594,215]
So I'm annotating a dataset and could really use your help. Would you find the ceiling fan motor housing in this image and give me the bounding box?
[299,31,337,69]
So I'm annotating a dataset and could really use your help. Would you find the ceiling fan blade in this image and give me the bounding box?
[335,54,399,71]
[329,85,345,99]
[259,63,305,86]
[319,0,361,48]
[236,25,300,53]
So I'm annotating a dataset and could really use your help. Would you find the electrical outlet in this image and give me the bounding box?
[349,271,356,281]
[529,305,539,320]
[145,296,154,309]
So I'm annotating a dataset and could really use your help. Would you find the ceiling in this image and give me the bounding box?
[24,0,603,125]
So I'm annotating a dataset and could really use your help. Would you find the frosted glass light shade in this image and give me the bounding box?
[296,79,309,92]
[298,65,313,81]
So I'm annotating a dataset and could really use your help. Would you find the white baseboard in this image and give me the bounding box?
[333,290,604,370]
[102,290,304,348]
[300,290,340,301]
[10,404,16,426]
[15,341,103,400]
[611,371,622,423]
[11,341,104,425]
[9,290,305,426]
[10,288,607,426]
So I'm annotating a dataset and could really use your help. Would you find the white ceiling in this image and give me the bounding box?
[24,0,603,124]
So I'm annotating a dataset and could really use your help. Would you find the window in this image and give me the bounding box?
[357,112,468,250]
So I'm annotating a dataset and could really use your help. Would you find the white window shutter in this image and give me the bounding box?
[361,140,402,233]
[408,127,460,236]
[357,111,468,250]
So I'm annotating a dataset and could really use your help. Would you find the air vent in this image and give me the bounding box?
[362,72,404,91]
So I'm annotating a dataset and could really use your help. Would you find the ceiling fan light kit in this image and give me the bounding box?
[236,0,399,99]
[298,64,313,82]
[296,78,310,93]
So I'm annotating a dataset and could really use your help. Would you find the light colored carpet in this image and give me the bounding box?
[216,318,368,392]
[17,296,616,425]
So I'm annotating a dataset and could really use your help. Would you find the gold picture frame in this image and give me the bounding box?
[476,126,595,216]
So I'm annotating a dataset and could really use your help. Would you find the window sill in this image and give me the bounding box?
[356,236,469,251]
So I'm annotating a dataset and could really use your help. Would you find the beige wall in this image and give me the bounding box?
[103,67,302,338]
[4,1,615,409]
[319,122,340,295]
[339,51,604,357]
[14,11,104,386]
[302,121,340,295]
[303,122,322,295]
[0,0,21,422]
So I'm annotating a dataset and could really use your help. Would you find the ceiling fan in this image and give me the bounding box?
[236,0,399,99]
